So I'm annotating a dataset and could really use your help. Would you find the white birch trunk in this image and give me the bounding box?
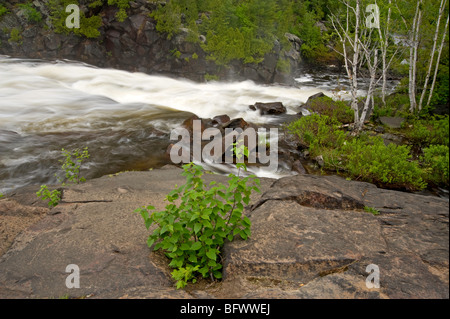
[427,14,449,107]
[418,0,447,111]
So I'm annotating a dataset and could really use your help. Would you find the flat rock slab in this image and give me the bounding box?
[0,167,272,299]
[0,168,448,299]
[223,174,449,299]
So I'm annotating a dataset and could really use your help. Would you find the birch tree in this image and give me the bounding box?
[330,0,363,125]
[408,0,423,112]
[331,0,397,132]
[418,0,448,111]
[427,14,449,107]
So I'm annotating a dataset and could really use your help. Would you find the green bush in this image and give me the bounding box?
[421,145,449,187]
[0,4,9,19]
[18,3,42,23]
[286,113,347,151]
[403,115,449,147]
[108,0,130,22]
[8,28,23,45]
[37,147,90,208]
[47,0,102,38]
[287,114,428,191]
[36,185,61,208]
[307,96,354,124]
[57,147,90,185]
[340,135,427,191]
[136,152,260,289]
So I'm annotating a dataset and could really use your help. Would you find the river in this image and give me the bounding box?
[0,56,382,195]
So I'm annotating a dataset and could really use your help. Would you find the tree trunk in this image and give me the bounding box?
[418,0,447,111]
[380,0,392,106]
[409,0,422,113]
[427,14,449,107]
[351,0,361,124]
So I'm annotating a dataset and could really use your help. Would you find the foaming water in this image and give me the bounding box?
[0,57,331,194]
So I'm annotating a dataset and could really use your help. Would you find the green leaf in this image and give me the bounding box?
[206,250,217,261]
[194,223,202,234]
[146,237,155,248]
[191,242,202,251]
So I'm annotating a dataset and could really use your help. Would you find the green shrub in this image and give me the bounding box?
[108,0,130,22]
[403,115,449,147]
[57,147,90,185]
[421,145,449,186]
[0,4,9,19]
[307,96,354,124]
[47,0,102,38]
[364,206,380,216]
[340,135,427,191]
[287,114,428,191]
[8,28,23,45]
[37,147,90,208]
[36,185,61,208]
[286,114,347,151]
[18,3,42,23]
[136,150,260,289]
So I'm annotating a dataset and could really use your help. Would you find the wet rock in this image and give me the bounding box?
[303,92,326,109]
[250,102,287,116]
[222,118,250,131]
[212,115,231,126]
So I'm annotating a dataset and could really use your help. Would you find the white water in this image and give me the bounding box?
[1,57,336,194]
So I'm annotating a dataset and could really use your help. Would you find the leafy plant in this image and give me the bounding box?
[37,147,90,208]
[18,3,42,23]
[0,4,9,19]
[364,206,380,216]
[47,0,102,38]
[57,147,90,185]
[421,145,449,187]
[8,28,23,45]
[108,0,130,22]
[171,265,200,289]
[286,113,347,152]
[340,135,427,191]
[402,115,449,147]
[37,185,62,208]
[306,96,354,124]
[136,146,260,289]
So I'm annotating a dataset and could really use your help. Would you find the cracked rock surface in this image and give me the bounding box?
[222,174,449,299]
[0,168,448,299]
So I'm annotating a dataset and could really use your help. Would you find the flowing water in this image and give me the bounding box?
[1,56,353,194]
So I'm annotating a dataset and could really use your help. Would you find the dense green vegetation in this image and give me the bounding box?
[149,0,338,66]
[287,107,449,190]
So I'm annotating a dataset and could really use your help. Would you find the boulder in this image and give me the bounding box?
[379,117,405,129]
[250,102,287,116]
[212,115,231,126]
[303,92,326,109]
